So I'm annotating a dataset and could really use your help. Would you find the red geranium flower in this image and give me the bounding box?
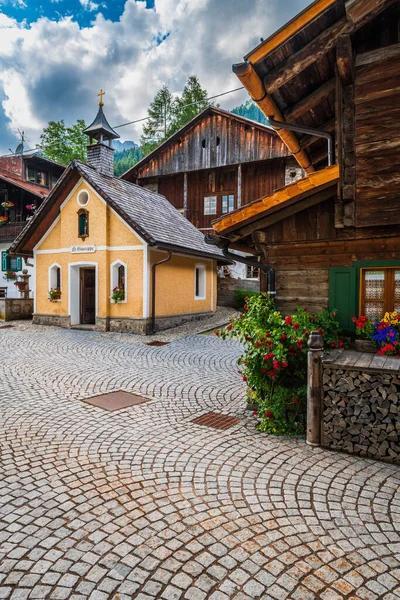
[243,305,248,311]
[215,331,219,336]
[227,324,232,331]
[296,340,303,348]
[265,411,274,419]
[285,316,293,325]
[293,323,300,330]
[255,341,261,347]
[303,308,307,312]
[330,342,336,347]
[242,376,247,382]
[280,334,287,342]
[293,397,299,404]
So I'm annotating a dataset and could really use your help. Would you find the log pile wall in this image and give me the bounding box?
[322,361,400,464]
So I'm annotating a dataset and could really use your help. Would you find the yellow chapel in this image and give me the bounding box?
[11,98,226,334]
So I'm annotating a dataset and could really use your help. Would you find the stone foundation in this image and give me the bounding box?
[32,310,214,334]
[323,366,400,464]
[33,313,71,328]
[0,298,34,321]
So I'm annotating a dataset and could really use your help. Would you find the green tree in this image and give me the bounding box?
[114,147,144,177]
[172,75,208,131]
[40,119,87,165]
[140,85,175,155]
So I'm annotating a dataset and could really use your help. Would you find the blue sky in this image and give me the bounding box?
[0,0,309,154]
[1,0,155,28]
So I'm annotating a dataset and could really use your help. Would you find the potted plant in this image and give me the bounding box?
[48,287,61,301]
[15,281,26,292]
[352,316,376,352]
[4,270,16,280]
[1,201,14,209]
[0,216,8,225]
[111,286,125,303]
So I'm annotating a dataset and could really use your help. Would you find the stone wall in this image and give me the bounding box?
[217,277,260,307]
[0,298,33,321]
[323,365,400,464]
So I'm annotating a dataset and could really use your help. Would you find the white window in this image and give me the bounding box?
[222,194,235,214]
[246,265,259,279]
[195,265,206,300]
[110,260,127,302]
[48,263,62,299]
[204,196,217,215]
[77,189,90,207]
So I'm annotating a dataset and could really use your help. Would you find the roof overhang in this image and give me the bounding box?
[212,165,339,242]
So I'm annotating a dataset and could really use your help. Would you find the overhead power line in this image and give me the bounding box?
[113,85,245,130]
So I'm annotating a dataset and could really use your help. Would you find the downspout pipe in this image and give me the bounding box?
[151,250,172,334]
[204,234,276,296]
[268,117,333,167]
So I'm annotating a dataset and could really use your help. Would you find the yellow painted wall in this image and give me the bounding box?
[151,250,216,316]
[34,178,218,323]
[35,180,144,319]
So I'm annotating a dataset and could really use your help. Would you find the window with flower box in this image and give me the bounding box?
[1,251,22,273]
[360,268,400,322]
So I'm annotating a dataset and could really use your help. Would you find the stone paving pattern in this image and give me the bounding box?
[0,328,400,600]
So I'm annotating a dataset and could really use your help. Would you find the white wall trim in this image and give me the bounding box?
[48,262,62,295]
[110,259,128,304]
[33,249,37,312]
[143,245,150,318]
[210,261,214,311]
[36,245,144,255]
[68,261,98,325]
[33,215,61,252]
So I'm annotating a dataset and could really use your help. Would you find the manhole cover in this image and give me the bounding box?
[82,391,152,411]
[191,412,240,430]
[147,341,170,346]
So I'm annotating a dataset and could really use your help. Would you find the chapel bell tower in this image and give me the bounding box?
[83,90,120,177]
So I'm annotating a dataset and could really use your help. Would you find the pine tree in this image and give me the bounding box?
[172,76,208,131]
[40,119,87,165]
[140,85,175,154]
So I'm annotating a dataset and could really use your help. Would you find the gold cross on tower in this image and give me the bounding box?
[98,89,105,107]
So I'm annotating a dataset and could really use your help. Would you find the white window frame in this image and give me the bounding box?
[48,263,62,301]
[110,260,128,303]
[246,265,260,280]
[221,194,235,214]
[204,196,217,215]
[77,189,90,207]
[194,264,206,300]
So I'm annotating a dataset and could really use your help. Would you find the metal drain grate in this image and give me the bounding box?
[82,391,152,411]
[191,412,240,430]
[147,341,170,346]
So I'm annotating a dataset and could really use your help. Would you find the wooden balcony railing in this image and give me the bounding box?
[0,222,27,243]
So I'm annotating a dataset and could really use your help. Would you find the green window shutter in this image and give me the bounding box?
[1,251,9,272]
[329,266,357,332]
[16,257,22,271]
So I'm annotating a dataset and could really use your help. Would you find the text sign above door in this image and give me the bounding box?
[71,245,96,254]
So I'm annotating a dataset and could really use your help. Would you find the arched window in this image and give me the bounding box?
[78,209,89,239]
[110,260,127,303]
[48,263,62,299]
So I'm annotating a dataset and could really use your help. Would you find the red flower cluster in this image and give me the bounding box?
[352,315,370,329]
[285,316,292,325]
[378,342,399,356]
[265,411,274,419]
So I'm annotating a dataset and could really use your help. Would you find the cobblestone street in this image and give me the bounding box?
[1,328,400,600]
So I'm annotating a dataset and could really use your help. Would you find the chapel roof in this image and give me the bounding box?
[10,160,227,262]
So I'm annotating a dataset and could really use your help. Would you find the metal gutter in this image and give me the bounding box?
[204,233,276,296]
[268,117,334,166]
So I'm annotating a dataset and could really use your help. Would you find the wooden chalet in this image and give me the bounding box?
[0,154,64,300]
[210,0,400,330]
[123,107,297,235]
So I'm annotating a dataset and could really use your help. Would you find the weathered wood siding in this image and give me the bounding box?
[134,113,288,178]
[355,50,400,227]
[241,159,287,207]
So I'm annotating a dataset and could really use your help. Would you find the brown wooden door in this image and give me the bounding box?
[80,268,96,324]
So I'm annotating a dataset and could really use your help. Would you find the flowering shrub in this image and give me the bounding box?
[111,286,125,302]
[4,270,16,279]
[48,287,61,301]
[217,293,342,435]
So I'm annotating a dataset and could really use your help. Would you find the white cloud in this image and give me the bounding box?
[79,0,99,11]
[0,0,309,152]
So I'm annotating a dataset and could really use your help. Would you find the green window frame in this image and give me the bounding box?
[1,251,22,272]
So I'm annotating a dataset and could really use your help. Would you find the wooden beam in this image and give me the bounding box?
[356,42,400,67]
[246,0,337,64]
[336,35,354,85]
[237,164,242,208]
[263,17,349,94]
[284,78,336,120]
[231,187,336,241]
[346,0,397,28]
[232,61,314,174]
